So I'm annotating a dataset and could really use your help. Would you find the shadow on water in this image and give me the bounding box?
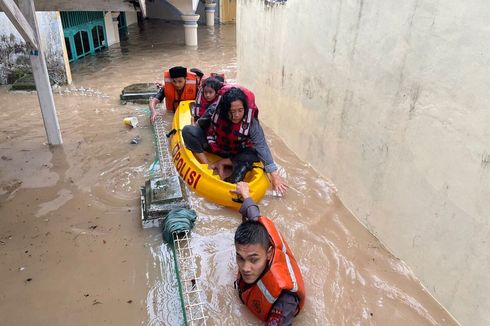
[0,19,456,325]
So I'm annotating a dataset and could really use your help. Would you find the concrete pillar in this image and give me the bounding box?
[18,0,62,145]
[111,11,120,44]
[181,14,199,46]
[104,12,116,46]
[205,2,216,27]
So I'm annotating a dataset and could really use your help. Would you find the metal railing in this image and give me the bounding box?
[153,113,207,325]
[153,116,178,179]
[172,231,207,325]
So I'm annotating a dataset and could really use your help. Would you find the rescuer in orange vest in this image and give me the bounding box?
[232,182,305,325]
[149,66,198,123]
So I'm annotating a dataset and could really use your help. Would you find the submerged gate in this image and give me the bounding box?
[60,11,107,62]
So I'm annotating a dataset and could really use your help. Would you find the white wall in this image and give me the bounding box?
[237,1,490,325]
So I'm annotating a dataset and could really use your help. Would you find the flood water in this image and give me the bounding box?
[0,20,457,325]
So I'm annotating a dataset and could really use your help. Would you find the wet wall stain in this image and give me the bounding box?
[332,0,343,58]
[263,0,287,5]
[281,65,285,87]
[481,152,490,169]
[350,0,365,59]
[394,0,421,102]
[302,77,314,100]
[408,84,421,119]
[0,14,66,85]
[338,89,354,138]
[0,35,30,84]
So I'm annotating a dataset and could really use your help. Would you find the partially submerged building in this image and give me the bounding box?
[0,0,234,145]
[0,8,140,85]
[0,0,235,86]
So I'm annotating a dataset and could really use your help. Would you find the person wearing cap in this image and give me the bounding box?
[149,66,199,123]
[231,182,305,325]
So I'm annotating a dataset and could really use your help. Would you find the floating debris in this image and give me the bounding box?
[57,86,109,98]
[131,135,141,144]
[124,116,139,128]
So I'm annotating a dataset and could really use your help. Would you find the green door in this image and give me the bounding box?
[61,11,107,62]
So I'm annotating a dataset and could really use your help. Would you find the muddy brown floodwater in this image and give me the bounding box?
[0,20,457,325]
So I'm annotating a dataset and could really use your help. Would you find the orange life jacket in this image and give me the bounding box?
[236,216,305,321]
[163,70,197,112]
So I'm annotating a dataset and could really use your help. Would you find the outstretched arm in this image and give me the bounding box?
[149,87,165,123]
[267,171,288,196]
[230,182,261,221]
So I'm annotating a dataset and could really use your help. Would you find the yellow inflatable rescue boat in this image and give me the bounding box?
[168,100,270,209]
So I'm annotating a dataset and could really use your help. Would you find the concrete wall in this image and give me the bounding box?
[125,10,138,26]
[237,1,489,325]
[0,12,67,85]
[104,11,138,47]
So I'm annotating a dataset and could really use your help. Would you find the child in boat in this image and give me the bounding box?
[182,87,288,195]
[149,66,199,123]
[192,77,224,121]
[232,182,305,324]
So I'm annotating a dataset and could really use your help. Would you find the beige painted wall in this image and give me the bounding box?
[237,1,490,325]
[220,0,236,23]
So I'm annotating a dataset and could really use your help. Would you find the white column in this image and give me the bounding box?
[18,0,62,145]
[181,14,199,46]
[205,2,216,27]
[111,11,120,44]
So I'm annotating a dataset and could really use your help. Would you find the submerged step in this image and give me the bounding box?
[140,176,191,228]
[10,73,55,91]
[120,83,158,103]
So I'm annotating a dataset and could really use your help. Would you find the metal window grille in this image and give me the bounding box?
[60,11,107,62]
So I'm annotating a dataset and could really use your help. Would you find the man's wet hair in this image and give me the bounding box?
[202,77,223,92]
[235,220,270,250]
[218,87,248,121]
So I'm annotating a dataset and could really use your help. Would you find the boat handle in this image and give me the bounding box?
[166,129,177,138]
[232,196,244,204]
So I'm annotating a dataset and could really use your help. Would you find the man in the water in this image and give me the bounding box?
[232,182,305,325]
